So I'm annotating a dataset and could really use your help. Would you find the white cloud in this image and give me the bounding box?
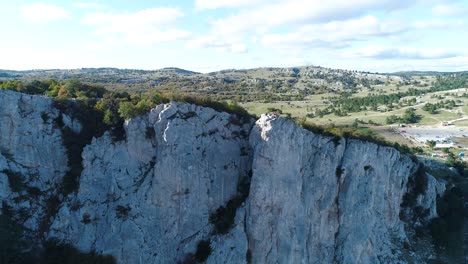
[210,0,412,36]
[432,3,467,16]
[83,8,182,28]
[190,0,419,56]
[20,3,70,23]
[412,19,466,29]
[261,16,406,50]
[260,15,467,53]
[194,0,271,10]
[73,2,107,10]
[187,36,247,53]
[0,47,99,70]
[82,8,191,46]
[353,46,461,60]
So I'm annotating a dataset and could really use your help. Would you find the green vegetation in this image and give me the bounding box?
[2,68,466,131]
[330,73,466,116]
[1,68,467,263]
[193,240,211,262]
[296,119,423,155]
[426,140,436,149]
[335,166,344,179]
[180,240,212,263]
[433,72,468,90]
[423,100,457,114]
[0,79,106,98]
[209,176,251,235]
[429,186,466,261]
[399,164,429,223]
[115,205,131,219]
[39,195,61,235]
[53,98,123,194]
[0,202,34,264]
[385,108,420,124]
[1,79,253,122]
[1,170,26,193]
[39,240,116,264]
[1,79,254,195]
[1,203,115,264]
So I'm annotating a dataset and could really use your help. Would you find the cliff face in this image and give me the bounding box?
[48,103,252,263]
[0,90,68,233]
[246,115,445,263]
[0,90,449,263]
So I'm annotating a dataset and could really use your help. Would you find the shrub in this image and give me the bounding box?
[81,213,92,224]
[1,170,25,193]
[193,240,211,262]
[169,94,253,122]
[429,187,465,258]
[413,164,427,195]
[41,112,50,123]
[115,205,131,219]
[53,98,125,194]
[39,240,116,264]
[145,127,155,139]
[297,120,422,155]
[0,202,35,263]
[335,166,344,179]
[209,176,250,235]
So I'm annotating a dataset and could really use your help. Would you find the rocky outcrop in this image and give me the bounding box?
[246,114,445,263]
[0,90,67,233]
[47,102,253,263]
[0,90,451,263]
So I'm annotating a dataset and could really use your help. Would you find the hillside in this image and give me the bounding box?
[0,66,417,100]
[2,67,468,149]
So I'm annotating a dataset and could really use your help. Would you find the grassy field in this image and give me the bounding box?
[454,120,468,126]
[242,86,468,128]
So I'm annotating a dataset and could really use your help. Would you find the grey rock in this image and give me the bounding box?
[0,90,446,263]
[246,114,441,264]
[49,102,252,263]
[0,90,67,232]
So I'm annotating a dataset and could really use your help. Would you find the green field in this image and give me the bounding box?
[242,86,468,128]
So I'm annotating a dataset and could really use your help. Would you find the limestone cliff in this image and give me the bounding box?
[0,90,459,263]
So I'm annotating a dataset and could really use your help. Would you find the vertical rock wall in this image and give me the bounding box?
[0,90,448,263]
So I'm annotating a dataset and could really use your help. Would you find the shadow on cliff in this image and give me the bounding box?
[416,158,467,263]
[1,202,116,264]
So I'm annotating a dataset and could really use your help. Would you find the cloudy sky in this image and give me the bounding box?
[0,0,467,72]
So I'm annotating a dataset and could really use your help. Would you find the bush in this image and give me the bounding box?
[53,99,122,194]
[174,95,253,122]
[429,187,465,259]
[115,205,131,219]
[298,120,421,155]
[193,240,211,262]
[0,203,35,264]
[209,176,250,235]
[1,170,25,193]
[335,166,344,179]
[39,240,116,264]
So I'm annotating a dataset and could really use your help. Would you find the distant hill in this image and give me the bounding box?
[1,66,466,101]
[160,67,200,75]
[392,71,448,76]
[392,71,468,76]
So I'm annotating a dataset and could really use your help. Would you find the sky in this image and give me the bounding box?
[0,0,467,73]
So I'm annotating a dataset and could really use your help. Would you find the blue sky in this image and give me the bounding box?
[0,0,467,72]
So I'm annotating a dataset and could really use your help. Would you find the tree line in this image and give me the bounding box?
[0,79,252,127]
